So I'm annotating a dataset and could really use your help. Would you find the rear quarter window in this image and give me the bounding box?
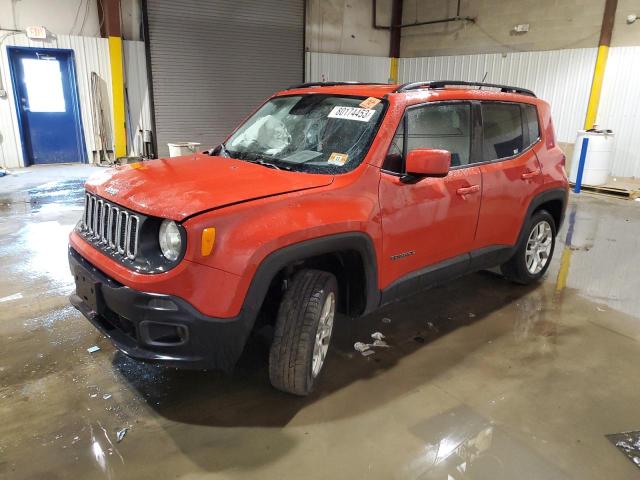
[523,104,540,144]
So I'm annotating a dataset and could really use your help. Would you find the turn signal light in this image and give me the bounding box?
[201,227,216,256]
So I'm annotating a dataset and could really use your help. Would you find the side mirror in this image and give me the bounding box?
[405,149,451,178]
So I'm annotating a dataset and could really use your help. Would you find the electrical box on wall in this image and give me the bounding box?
[25,26,48,40]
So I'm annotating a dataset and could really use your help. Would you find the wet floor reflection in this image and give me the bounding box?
[0,177,85,311]
[406,405,569,479]
[0,178,85,213]
[2,169,640,479]
[555,195,640,331]
[607,430,640,468]
[512,287,558,358]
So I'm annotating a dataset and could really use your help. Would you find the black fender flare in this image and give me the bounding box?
[516,188,568,246]
[241,232,380,323]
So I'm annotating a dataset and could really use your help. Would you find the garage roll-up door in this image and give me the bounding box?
[144,0,304,157]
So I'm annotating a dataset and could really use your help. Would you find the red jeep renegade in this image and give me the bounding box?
[69,81,568,395]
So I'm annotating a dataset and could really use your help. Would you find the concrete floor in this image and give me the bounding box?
[1,165,640,479]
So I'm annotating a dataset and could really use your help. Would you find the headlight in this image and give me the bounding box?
[159,220,182,261]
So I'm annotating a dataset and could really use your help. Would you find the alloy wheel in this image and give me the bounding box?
[525,220,553,274]
[311,292,335,377]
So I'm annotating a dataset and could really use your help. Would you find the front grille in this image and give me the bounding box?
[81,193,140,260]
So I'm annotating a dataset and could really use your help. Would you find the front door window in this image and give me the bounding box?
[406,103,472,167]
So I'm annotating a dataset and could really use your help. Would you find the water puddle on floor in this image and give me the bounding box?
[405,405,570,479]
[606,431,640,469]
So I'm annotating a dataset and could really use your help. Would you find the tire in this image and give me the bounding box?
[501,209,556,285]
[269,269,338,396]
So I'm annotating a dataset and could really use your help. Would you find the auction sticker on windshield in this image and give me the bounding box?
[328,106,376,122]
[359,97,381,109]
[328,152,349,166]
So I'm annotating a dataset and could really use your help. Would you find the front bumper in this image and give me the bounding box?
[68,248,252,372]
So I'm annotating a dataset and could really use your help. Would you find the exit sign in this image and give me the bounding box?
[25,26,48,40]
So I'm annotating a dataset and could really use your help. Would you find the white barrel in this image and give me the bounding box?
[569,130,615,186]
[167,142,201,157]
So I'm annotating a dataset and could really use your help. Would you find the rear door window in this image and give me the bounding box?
[481,103,524,161]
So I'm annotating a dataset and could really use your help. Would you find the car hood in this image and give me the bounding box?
[85,154,334,221]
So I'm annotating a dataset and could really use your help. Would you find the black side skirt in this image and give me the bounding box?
[380,245,515,307]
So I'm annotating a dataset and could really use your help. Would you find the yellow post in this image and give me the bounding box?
[583,0,617,129]
[583,45,609,130]
[108,36,126,159]
[389,57,399,83]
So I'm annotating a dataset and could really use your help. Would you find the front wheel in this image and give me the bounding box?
[269,269,337,396]
[501,209,556,285]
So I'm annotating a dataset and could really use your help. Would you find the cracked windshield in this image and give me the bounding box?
[223,94,385,173]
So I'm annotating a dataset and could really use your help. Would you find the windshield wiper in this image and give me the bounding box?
[219,142,231,157]
[207,142,232,157]
[248,158,291,170]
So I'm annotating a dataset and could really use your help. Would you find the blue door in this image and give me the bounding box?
[8,47,86,165]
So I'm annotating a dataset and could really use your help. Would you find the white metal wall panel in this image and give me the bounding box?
[0,31,112,169]
[305,52,390,83]
[398,48,597,144]
[145,0,304,157]
[123,40,152,156]
[597,46,640,178]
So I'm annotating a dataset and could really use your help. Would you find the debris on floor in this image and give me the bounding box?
[606,431,640,469]
[382,317,392,323]
[354,332,392,356]
[102,394,112,400]
[371,332,385,341]
[413,336,425,344]
[116,428,128,443]
[87,345,100,353]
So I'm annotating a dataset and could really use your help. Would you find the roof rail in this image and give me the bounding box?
[394,80,536,97]
[287,81,390,89]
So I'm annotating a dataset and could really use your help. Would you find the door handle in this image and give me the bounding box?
[456,185,480,196]
[521,170,541,180]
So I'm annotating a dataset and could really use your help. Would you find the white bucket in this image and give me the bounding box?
[569,131,615,186]
[167,142,202,157]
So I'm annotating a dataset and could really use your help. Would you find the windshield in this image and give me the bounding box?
[224,95,386,174]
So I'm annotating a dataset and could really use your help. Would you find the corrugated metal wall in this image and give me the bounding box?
[597,46,640,178]
[145,0,304,157]
[0,32,113,169]
[123,40,152,157]
[305,52,390,83]
[399,48,598,144]
[0,31,636,176]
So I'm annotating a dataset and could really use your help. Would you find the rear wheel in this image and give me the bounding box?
[269,269,337,396]
[501,209,556,285]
